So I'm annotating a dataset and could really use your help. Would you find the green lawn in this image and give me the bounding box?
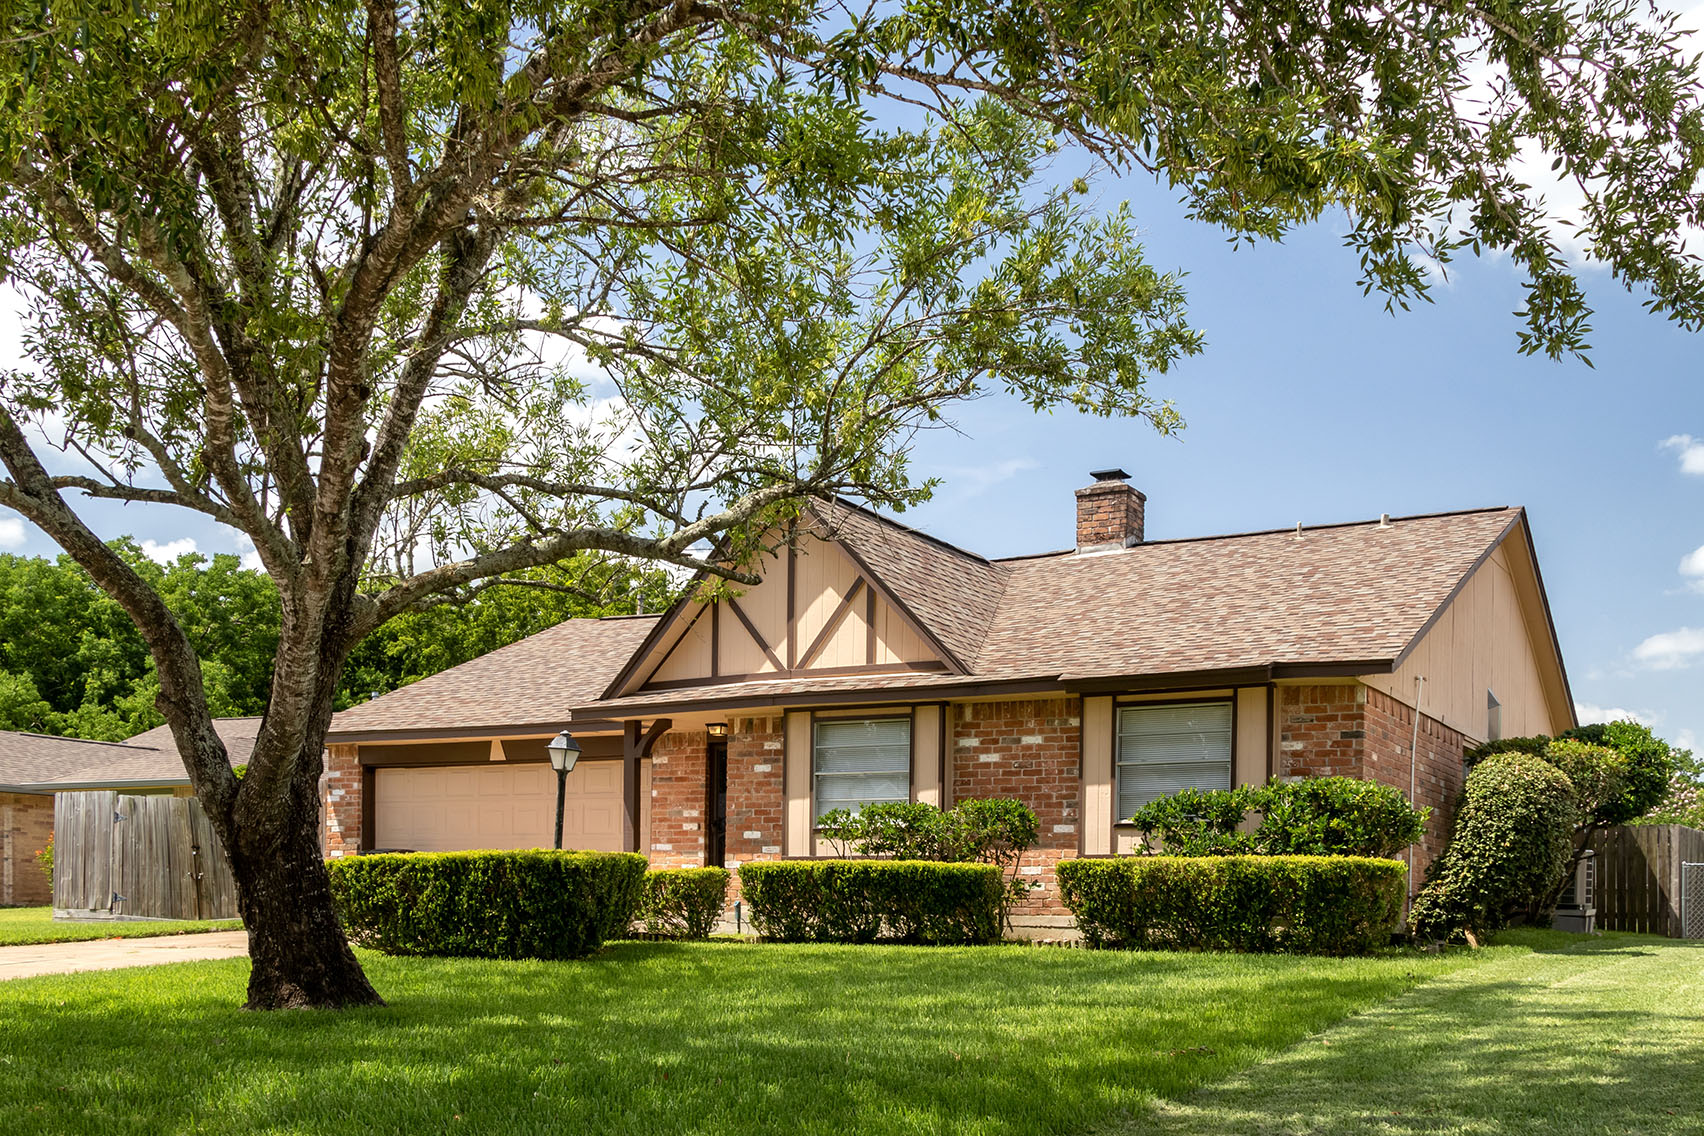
[1139,929,1704,1136]
[1,932,1692,1136]
[0,906,241,945]
[0,938,1492,1136]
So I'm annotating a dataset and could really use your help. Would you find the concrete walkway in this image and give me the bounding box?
[0,930,249,981]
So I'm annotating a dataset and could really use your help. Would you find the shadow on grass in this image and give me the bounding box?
[0,939,1489,1136]
[1140,935,1704,1136]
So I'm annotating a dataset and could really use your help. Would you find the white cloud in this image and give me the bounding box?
[1661,434,1704,476]
[138,537,199,564]
[1681,543,1704,593]
[1677,728,1697,754]
[233,534,264,571]
[1631,626,1704,670]
[943,457,1040,497]
[1574,702,1656,727]
[0,516,25,550]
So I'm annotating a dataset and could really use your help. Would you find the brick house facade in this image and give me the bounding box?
[1,792,54,905]
[324,477,1576,933]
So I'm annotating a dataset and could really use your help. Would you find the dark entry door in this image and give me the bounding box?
[706,738,728,866]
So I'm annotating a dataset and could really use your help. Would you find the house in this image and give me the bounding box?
[0,718,259,906]
[322,471,1575,934]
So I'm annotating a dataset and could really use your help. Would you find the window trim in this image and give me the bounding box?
[809,708,915,831]
[1111,695,1237,827]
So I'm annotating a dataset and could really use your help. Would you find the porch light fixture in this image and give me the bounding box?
[547,730,582,850]
[706,722,729,739]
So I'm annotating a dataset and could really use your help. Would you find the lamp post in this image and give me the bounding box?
[546,729,581,850]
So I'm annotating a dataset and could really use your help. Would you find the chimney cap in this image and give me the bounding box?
[1088,467,1132,483]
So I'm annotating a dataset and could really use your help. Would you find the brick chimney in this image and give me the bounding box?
[1075,468,1145,552]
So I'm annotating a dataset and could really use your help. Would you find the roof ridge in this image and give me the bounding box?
[991,505,1519,563]
[821,497,997,566]
[0,730,156,750]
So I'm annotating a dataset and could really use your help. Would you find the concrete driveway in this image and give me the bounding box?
[0,931,249,981]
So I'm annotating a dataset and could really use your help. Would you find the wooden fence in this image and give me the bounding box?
[52,791,238,921]
[1588,824,1704,937]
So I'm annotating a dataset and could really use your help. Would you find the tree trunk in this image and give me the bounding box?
[229,792,382,1011]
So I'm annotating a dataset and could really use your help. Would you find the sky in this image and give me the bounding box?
[892,174,1704,755]
[0,59,1700,757]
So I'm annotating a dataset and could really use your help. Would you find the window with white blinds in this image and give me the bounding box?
[813,716,911,821]
[1116,702,1233,820]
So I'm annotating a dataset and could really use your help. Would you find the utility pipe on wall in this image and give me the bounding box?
[1408,674,1426,910]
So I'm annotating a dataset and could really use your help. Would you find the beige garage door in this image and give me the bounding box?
[374,760,626,852]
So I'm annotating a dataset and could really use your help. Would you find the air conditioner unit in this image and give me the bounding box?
[1553,848,1596,933]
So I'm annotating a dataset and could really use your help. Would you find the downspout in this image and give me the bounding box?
[1408,675,1426,911]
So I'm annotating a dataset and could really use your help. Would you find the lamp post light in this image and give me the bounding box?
[546,729,581,850]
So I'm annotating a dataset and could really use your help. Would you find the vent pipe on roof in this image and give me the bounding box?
[1075,469,1145,553]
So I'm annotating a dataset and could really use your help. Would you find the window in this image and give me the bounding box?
[813,716,910,821]
[1116,701,1233,820]
[1487,690,1503,742]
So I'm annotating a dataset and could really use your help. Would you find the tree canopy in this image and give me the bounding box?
[2,0,1703,1007]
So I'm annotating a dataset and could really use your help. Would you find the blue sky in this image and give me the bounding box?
[0,158,1698,754]
[896,175,1703,754]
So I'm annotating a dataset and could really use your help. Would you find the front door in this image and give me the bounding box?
[706,738,728,866]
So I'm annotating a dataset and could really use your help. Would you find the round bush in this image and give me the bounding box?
[633,867,731,939]
[327,849,648,960]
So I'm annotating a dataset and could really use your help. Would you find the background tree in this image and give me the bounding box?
[2,1,1703,1008]
[0,545,668,736]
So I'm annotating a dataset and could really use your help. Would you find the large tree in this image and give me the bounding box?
[1,0,1701,1009]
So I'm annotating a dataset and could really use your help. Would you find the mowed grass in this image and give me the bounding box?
[0,938,1498,1136]
[0,906,240,945]
[1139,930,1704,1136]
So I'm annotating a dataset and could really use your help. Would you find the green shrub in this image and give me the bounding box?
[1056,855,1407,955]
[633,867,730,939]
[327,850,647,960]
[1561,721,1679,824]
[815,797,1039,918]
[1127,778,1428,858]
[1408,753,1578,942]
[737,860,1005,945]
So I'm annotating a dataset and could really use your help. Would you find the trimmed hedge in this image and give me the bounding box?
[1056,855,1408,955]
[327,849,647,960]
[632,867,731,939]
[738,860,1004,944]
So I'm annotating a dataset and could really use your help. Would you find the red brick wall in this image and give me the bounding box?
[949,697,1082,918]
[2,791,54,905]
[1362,685,1466,881]
[322,744,363,858]
[648,728,708,869]
[1074,482,1146,549]
[724,715,785,866]
[1278,684,1366,778]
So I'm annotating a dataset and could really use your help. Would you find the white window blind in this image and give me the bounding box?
[813,717,911,821]
[1116,702,1233,820]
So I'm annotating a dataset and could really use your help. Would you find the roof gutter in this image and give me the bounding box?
[1,777,190,793]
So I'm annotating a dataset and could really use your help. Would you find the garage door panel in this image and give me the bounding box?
[375,760,626,853]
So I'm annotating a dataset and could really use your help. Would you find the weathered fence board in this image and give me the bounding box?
[1589,824,1704,937]
[52,791,238,922]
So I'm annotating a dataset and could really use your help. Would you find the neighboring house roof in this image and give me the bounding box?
[0,716,261,792]
[326,615,661,741]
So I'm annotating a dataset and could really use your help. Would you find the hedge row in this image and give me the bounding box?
[327,849,647,960]
[738,860,1004,944]
[632,866,730,939]
[1056,855,1407,955]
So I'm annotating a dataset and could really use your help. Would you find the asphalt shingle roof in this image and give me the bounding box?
[327,615,661,739]
[323,502,1530,731]
[0,717,261,791]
